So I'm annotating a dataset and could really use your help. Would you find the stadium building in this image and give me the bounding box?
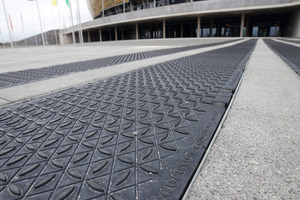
[62,0,300,43]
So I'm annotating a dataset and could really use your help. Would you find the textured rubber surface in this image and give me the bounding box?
[0,40,238,89]
[264,39,300,76]
[280,39,300,45]
[0,40,256,200]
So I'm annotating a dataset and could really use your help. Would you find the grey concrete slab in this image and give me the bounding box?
[187,110,300,199]
[0,39,246,105]
[233,40,300,116]
[186,39,300,199]
[0,38,235,74]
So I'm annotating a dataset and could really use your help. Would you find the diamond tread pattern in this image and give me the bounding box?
[0,40,256,200]
[0,40,237,89]
[264,39,300,76]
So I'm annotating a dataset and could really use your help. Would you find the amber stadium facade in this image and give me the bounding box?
[62,0,300,43]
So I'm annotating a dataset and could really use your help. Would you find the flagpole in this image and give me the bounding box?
[30,7,38,46]
[76,0,83,44]
[51,6,58,45]
[1,0,14,48]
[36,0,45,46]
[20,13,27,46]
[0,27,5,47]
[69,0,76,44]
[57,0,64,45]
[41,6,48,44]
[8,15,15,47]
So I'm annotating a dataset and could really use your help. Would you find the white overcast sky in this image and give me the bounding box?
[0,0,93,43]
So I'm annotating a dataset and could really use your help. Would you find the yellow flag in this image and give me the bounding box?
[52,0,57,6]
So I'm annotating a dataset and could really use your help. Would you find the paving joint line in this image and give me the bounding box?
[182,39,257,200]
[263,39,300,78]
[0,96,12,102]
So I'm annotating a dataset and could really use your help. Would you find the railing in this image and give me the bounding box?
[95,0,197,18]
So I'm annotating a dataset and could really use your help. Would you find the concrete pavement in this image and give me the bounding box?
[186,39,300,199]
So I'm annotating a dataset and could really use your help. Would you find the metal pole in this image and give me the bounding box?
[1,0,14,48]
[69,0,76,44]
[57,0,64,45]
[51,7,58,45]
[20,13,27,46]
[30,7,38,46]
[76,0,83,44]
[0,27,5,47]
[36,0,45,46]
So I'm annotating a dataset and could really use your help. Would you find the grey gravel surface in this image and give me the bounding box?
[186,39,300,199]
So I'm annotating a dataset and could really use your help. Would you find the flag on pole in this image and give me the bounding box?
[9,15,13,32]
[65,0,70,7]
[52,0,57,6]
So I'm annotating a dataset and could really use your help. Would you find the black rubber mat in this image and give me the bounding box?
[0,40,256,200]
[280,39,300,44]
[264,39,300,76]
[0,40,238,89]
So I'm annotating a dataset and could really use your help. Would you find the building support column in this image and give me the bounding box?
[115,26,118,41]
[163,20,166,39]
[197,16,201,38]
[136,23,139,40]
[240,13,245,37]
[181,21,183,38]
[217,21,220,37]
[210,19,213,37]
[88,31,91,43]
[246,17,250,37]
[99,29,102,42]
